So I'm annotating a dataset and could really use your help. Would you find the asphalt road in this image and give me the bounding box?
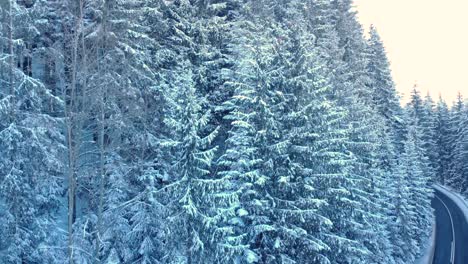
[432,189,468,264]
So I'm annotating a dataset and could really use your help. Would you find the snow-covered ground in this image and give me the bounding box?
[414,221,436,264]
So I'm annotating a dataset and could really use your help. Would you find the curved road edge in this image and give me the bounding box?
[435,185,468,223]
[432,184,468,264]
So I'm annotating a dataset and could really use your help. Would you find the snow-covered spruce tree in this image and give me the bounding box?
[156,0,242,156]
[447,96,468,195]
[280,41,354,263]
[232,2,329,263]
[364,31,412,262]
[388,145,419,264]
[87,1,244,262]
[334,2,398,262]
[28,0,69,115]
[374,126,405,263]
[456,106,468,196]
[366,25,406,153]
[214,26,270,263]
[406,87,437,181]
[156,62,243,263]
[336,100,395,263]
[186,0,241,129]
[447,93,467,191]
[422,93,438,178]
[403,107,434,251]
[216,5,300,262]
[306,0,342,66]
[267,1,377,262]
[434,96,452,185]
[386,111,432,264]
[308,1,394,262]
[0,1,66,262]
[216,1,352,262]
[239,4,334,262]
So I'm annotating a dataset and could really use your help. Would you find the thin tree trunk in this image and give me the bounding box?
[8,0,15,122]
[95,91,105,264]
[67,128,76,264]
[67,6,82,263]
[8,2,18,252]
[95,52,106,264]
[95,1,109,262]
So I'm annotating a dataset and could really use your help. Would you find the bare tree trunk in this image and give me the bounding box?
[67,127,76,264]
[66,61,77,264]
[95,87,105,264]
[8,2,18,253]
[94,53,106,264]
[95,1,109,262]
[8,0,15,122]
[66,5,82,263]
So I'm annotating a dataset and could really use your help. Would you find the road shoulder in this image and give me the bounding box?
[435,185,468,223]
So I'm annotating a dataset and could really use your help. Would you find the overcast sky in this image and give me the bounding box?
[354,0,468,104]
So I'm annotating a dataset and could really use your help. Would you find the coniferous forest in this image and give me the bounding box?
[0,0,467,263]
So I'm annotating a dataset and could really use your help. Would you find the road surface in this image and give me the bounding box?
[432,188,468,264]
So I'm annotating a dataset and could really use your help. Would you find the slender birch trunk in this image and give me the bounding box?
[8,0,15,122]
[66,5,83,263]
[95,1,109,262]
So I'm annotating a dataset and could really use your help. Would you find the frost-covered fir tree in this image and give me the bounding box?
[215,28,271,262]
[434,96,452,185]
[388,117,432,263]
[388,151,418,264]
[374,128,405,262]
[217,6,296,262]
[336,3,398,263]
[406,87,437,181]
[455,106,468,196]
[402,120,434,258]
[447,94,468,195]
[266,1,371,263]
[366,26,406,152]
[447,93,467,191]
[308,1,395,262]
[0,1,66,262]
[157,63,244,263]
[307,0,342,67]
[218,1,356,262]
[158,0,242,156]
[422,93,438,176]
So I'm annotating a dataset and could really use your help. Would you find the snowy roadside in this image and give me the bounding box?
[417,184,468,264]
[414,221,436,264]
[435,185,468,222]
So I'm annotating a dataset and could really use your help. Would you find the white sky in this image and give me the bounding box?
[354,0,468,104]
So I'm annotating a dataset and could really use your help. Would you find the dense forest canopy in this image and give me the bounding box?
[0,0,466,263]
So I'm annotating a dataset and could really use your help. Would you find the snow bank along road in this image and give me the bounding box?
[432,187,468,264]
